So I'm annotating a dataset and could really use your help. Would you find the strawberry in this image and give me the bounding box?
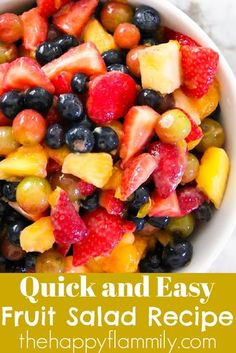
[148,141,187,199]
[181,45,219,98]
[120,153,157,201]
[120,106,160,167]
[177,186,207,216]
[51,71,73,95]
[73,207,134,265]
[21,8,48,51]
[99,190,125,216]
[185,113,203,149]
[149,190,181,217]
[51,189,88,244]
[37,0,70,18]
[77,180,96,198]
[164,27,199,47]
[87,72,137,124]
[42,42,106,80]
[3,57,55,93]
[53,0,98,37]
[0,63,10,96]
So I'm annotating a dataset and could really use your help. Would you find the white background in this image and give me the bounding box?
[170,0,236,272]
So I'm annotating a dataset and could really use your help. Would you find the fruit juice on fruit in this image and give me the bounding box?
[0,0,229,273]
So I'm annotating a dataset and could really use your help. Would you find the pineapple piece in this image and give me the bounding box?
[0,145,48,179]
[62,153,113,188]
[196,147,229,208]
[174,89,201,125]
[139,41,182,94]
[44,144,70,165]
[20,217,55,253]
[83,19,118,53]
[103,164,123,190]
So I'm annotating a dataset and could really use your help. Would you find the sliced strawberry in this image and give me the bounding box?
[149,141,187,199]
[42,42,106,80]
[53,0,98,37]
[21,8,48,51]
[77,180,96,198]
[0,63,10,96]
[87,71,137,124]
[177,186,207,216]
[120,153,157,201]
[3,57,55,93]
[120,106,160,167]
[185,114,203,143]
[181,45,219,98]
[99,190,125,216]
[51,189,88,244]
[164,27,199,46]
[56,242,71,256]
[51,71,73,95]
[37,0,70,18]
[149,190,181,217]
[73,207,134,266]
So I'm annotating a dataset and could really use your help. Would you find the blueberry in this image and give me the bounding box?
[36,42,63,66]
[5,260,26,273]
[65,125,94,153]
[194,202,212,223]
[130,186,150,209]
[53,35,79,53]
[133,6,161,35]
[71,73,88,94]
[57,93,84,122]
[162,239,193,270]
[139,242,167,273]
[156,93,175,114]
[148,216,170,229]
[2,182,18,201]
[45,123,65,149]
[137,89,162,109]
[102,50,124,67]
[8,220,28,246]
[81,192,99,211]
[0,200,7,216]
[107,64,129,74]
[0,90,24,119]
[4,208,22,224]
[128,217,145,231]
[24,87,53,114]
[141,37,159,46]
[93,127,119,152]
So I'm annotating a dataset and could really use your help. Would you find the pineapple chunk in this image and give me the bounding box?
[20,217,55,253]
[139,41,182,94]
[0,145,48,179]
[103,164,123,190]
[44,144,70,165]
[83,19,118,53]
[196,147,229,208]
[174,89,201,125]
[62,153,113,188]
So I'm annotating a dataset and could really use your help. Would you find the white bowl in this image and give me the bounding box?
[1,0,236,272]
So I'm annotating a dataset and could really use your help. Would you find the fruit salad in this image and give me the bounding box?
[0,0,229,273]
